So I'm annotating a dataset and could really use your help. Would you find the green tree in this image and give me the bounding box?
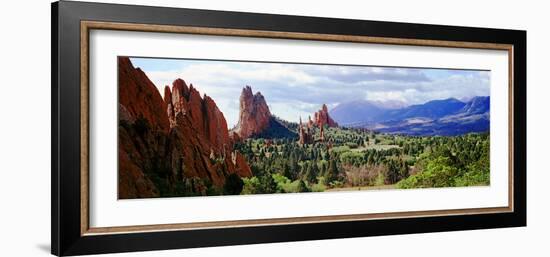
[385,159,401,184]
[300,162,310,178]
[324,160,340,186]
[305,162,319,184]
[259,173,278,194]
[297,180,310,192]
[282,163,293,180]
[397,156,459,189]
[319,162,327,178]
[400,160,409,179]
[242,177,261,194]
[223,173,244,195]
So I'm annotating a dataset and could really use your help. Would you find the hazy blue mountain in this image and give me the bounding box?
[459,96,490,115]
[376,112,490,136]
[329,96,490,136]
[384,98,466,121]
[329,100,386,126]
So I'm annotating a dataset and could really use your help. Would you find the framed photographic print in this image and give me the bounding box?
[51,1,526,256]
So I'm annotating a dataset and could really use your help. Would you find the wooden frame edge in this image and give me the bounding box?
[85,206,512,235]
[79,20,515,236]
[80,21,90,235]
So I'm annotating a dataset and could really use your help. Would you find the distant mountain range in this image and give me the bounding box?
[330,96,490,136]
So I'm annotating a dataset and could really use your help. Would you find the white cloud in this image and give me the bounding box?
[366,90,412,103]
[131,58,490,128]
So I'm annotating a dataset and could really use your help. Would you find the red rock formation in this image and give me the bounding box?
[164,79,231,155]
[313,104,338,128]
[118,57,169,132]
[298,117,314,145]
[228,131,241,146]
[233,86,272,139]
[307,115,314,128]
[203,95,230,153]
[164,86,177,128]
[169,79,189,119]
[298,106,333,145]
[118,57,251,198]
[118,147,159,198]
[232,150,253,177]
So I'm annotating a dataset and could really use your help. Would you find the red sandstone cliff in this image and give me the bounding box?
[233,86,271,139]
[118,57,170,132]
[165,79,231,154]
[118,57,251,199]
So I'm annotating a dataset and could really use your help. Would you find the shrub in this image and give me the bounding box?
[310,182,326,192]
[296,180,310,192]
[454,151,490,186]
[272,173,291,193]
[331,145,351,154]
[259,173,278,194]
[242,177,261,194]
[340,151,365,166]
[374,170,386,186]
[397,156,458,188]
[223,173,244,195]
[345,142,359,149]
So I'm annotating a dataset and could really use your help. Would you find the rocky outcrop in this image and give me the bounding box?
[314,104,338,128]
[118,57,251,199]
[203,95,231,153]
[165,79,231,154]
[118,57,170,132]
[118,146,159,198]
[232,150,253,177]
[298,117,314,145]
[297,104,336,145]
[233,86,272,139]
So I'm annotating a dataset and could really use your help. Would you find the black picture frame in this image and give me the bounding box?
[51,1,526,256]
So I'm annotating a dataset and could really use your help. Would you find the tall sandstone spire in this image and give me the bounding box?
[233,86,272,139]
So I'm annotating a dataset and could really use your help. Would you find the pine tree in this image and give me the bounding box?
[259,174,277,194]
[320,162,327,178]
[400,160,409,179]
[283,163,294,180]
[305,162,319,184]
[301,161,308,177]
[324,160,340,186]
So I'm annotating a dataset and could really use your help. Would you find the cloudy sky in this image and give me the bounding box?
[130,57,490,128]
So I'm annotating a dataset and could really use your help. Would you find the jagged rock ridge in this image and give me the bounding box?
[118,57,251,199]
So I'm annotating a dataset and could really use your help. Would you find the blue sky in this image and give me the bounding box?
[130,57,490,128]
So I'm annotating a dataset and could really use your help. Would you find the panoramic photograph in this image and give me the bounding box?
[118,57,490,199]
